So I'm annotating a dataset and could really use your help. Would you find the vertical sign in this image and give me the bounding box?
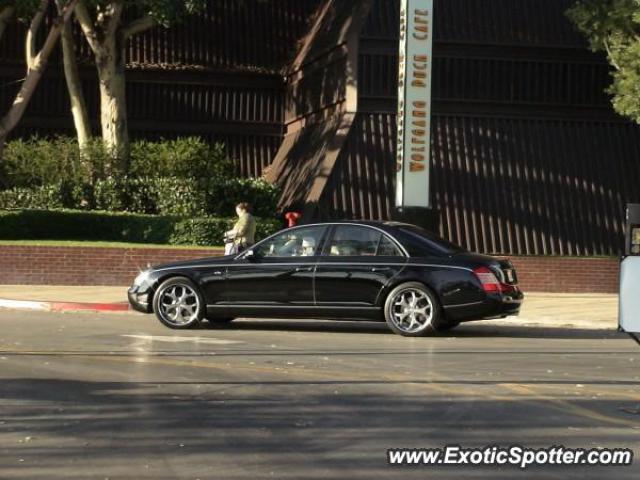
[396,0,434,208]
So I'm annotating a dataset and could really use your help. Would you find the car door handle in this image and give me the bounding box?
[371,267,391,273]
[295,266,314,273]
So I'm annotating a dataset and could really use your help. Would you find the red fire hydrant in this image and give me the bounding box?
[285,211,302,228]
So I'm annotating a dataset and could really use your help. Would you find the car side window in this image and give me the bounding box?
[254,226,326,258]
[325,225,382,257]
[377,235,404,257]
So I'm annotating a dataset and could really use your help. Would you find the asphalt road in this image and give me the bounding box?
[0,310,638,480]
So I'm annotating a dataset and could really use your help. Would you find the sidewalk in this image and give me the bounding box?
[490,292,618,331]
[0,285,128,312]
[0,286,619,329]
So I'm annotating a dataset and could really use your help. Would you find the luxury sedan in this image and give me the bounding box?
[128,221,523,336]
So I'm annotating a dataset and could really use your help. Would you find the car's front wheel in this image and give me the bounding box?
[384,282,442,337]
[152,277,204,329]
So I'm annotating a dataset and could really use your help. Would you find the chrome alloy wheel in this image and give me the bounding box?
[388,288,434,334]
[157,284,201,327]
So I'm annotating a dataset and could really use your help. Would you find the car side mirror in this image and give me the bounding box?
[244,249,259,261]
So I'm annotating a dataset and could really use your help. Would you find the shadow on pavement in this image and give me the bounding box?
[0,377,638,479]
[204,319,622,340]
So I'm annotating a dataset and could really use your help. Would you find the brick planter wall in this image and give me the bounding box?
[501,256,619,294]
[0,245,620,293]
[0,246,223,286]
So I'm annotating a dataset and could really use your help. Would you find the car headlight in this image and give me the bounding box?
[133,270,151,287]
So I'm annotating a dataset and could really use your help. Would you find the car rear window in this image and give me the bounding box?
[395,226,466,257]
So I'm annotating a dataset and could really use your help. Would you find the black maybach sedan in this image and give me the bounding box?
[128,221,523,337]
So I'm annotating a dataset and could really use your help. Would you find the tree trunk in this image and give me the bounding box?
[57,0,92,153]
[96,39,129,172]
[0,0,79,164]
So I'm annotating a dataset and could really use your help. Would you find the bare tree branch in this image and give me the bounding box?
[122,14,157,40]
[0,0,80,138]
[0,5,15,43]
[74,0,99,53]
[26,0,49,70]
[106,1,123,38]
[56,0,92,151]
[603,39,621,71]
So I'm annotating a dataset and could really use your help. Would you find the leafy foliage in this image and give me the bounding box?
[0,136,229,188]
[0,209,282,246]
[80,0,207,29]
[0,176,280,217]
[568,0,640,122]
[128,0,206,27]
[0,137,280,245]
[0,0,42,20]
[129,138,232,180]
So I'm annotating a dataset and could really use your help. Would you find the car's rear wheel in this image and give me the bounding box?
[384,282,442,337]
[152,277,204,329]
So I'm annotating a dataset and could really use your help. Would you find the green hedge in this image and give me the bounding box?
[0,210,282,246]
[0,136,230,188]
[0,177,280,218]
[0,137,282,220]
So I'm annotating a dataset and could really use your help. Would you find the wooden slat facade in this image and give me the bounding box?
[315,0,640,256]
[1,0,640,255]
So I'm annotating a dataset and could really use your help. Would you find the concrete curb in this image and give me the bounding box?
[0,298,130,313]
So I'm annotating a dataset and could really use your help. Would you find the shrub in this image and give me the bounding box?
[0,137,282,220]
[0,209,282,246]
[153,177,207,217]
[0,177,280,218]
[0,136,233,190]
[129,138,231,180]
[170,217,282,246]
[203,178,281,217]
[0,182,92,210]
[0,137,91,188]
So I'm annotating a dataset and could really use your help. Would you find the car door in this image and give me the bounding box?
[314,225,407,307]
[222,225,328,307]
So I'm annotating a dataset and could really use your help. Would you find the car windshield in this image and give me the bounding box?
[395,225,467,256]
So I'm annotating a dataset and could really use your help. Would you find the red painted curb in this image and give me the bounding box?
[51,302,131,312]
[0,298,130,312]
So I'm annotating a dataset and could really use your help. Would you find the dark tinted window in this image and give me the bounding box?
[255,226,326,257]
[377,235,404,257]
[394,226,466,257]
[326,225,380,256]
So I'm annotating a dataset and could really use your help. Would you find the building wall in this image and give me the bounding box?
[1,0,639,258]
[317,0,640,257]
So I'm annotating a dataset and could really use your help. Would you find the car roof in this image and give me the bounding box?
[299,220,412,229]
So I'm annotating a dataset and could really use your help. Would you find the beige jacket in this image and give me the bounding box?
[233,212,256,247]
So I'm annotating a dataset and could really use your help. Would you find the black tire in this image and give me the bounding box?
[383,282,443,337]
[152,276,204,329]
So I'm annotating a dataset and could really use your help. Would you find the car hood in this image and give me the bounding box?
[150,254,234,271]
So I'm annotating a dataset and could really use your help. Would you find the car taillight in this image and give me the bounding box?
[473,266,508,293]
